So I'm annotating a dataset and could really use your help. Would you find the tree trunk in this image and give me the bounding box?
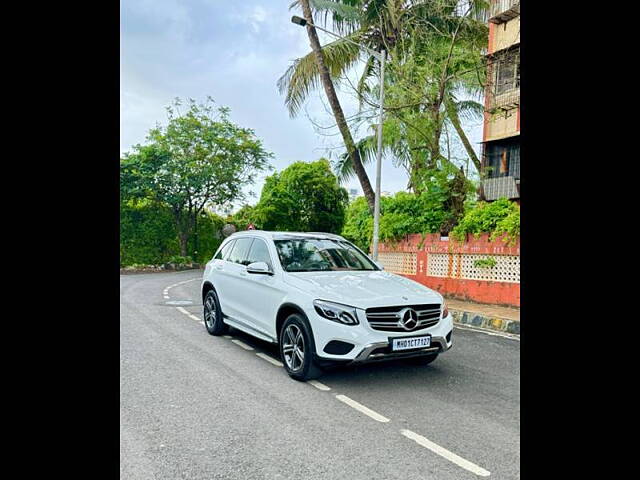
[299,0,376,212]
[178,233,188,257]
[446,100,482,174]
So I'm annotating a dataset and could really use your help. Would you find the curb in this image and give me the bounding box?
[120,265,204,275]
[450,308,520,336]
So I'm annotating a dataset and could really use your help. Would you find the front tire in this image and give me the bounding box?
[279,314,322,381]
[203,290,228,336]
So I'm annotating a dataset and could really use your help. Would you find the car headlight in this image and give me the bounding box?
[442,301,449,318]
[313,300,359,325]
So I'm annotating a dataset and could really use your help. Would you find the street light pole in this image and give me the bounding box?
[291,15,386,261]
[371,49,385,262]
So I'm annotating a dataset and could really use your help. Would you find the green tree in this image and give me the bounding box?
[280,1,487,230]
[120,97,272,256]
[253,159,348,233]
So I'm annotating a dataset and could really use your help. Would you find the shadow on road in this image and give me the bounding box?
[225,326,454,388]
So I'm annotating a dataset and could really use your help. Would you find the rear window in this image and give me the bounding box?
[227,238,254,265]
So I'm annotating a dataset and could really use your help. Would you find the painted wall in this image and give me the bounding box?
[484,108,520,142]
[378,233,520,307]
[490,16,520,53]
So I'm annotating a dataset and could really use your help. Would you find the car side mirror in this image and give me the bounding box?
[246,261,273,275]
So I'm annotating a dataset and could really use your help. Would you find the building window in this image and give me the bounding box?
[484,138,520,179]
[493,48,520,95]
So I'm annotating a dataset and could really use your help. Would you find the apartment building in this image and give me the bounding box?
[480,0,520,203]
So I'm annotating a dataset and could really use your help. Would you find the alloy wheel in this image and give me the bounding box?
[204,294,217,329]
[282,324,305,372]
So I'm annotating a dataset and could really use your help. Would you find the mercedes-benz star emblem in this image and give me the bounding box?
[399,308,418,331]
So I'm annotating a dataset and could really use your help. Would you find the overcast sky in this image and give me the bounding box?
[120,0,483,210]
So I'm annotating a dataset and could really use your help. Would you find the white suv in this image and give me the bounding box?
[201,231,453,380]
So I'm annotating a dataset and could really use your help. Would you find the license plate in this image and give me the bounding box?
[391,335,431,351]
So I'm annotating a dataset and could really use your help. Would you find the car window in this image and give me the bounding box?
[246,238,272,269]
[274,238,378,272]
[227,237,254,265]
[214,240,235,260]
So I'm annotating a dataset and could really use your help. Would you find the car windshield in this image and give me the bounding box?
[274,238,379,272]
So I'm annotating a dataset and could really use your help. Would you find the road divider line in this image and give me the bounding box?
[223,335,232,339]
[308,380,331,391]
[231,339,254,351]
[163,295,170,299]
[188,314,202,322]
[176,307,190,315]
[400,429,490,477]
[335,395,389,423]
[256,352,284,367]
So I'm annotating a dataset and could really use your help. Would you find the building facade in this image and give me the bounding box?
[480,0,520,203]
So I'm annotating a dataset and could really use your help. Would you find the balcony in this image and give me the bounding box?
[481,176,520,201]
[489,0,520,24]
[486,87,519,114]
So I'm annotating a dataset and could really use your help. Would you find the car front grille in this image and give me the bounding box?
[366,304,441,332]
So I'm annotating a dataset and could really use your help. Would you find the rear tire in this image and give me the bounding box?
[406,353,439,366]
[203,290,228,336]
[279,314,322,381]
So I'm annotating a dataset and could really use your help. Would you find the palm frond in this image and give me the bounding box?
[454,99,484,121]
[333,134,378,183]
[277,35,363,117]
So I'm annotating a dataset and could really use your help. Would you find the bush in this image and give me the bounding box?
[120,200,225,266]
[167,255,193,265]
[341,190,450,252]
[451,198,519,244]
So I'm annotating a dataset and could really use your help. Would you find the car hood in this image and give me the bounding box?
[284,270,442,309]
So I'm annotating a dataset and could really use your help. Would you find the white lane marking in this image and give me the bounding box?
[163,295,170,299]
[256,352,284,367]
[454,324,520,341]
[163,277,200,298]
[231,339,254,351]
[188,314,202,322]
[400,429,491,477]
[176,307,190,315]
[335,395,389,423]
[308,380,331,391]
[223,335,232,339]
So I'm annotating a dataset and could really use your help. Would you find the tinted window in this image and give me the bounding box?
[227,238,254,265]
[246,239,272,269]
[274,238,378,272]
[214,240,235,260]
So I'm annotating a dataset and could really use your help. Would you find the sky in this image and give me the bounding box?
[120,0,484,211]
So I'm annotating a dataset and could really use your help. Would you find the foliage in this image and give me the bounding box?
[341,188,452,251]
[474,257,497,269]
[252,159,349,233]
[341,197,373,251]
[120,199,226,266]
[120,97,272,255]
[120,200,179,267]
[227,204,259,231]
[168,255,194,265]
[451,198,520,244]
[491,207,520,245]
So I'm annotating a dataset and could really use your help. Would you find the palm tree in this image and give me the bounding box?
[279,0,488,194]
[283,0,376,211]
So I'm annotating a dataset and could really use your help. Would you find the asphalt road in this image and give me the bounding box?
[120,271,520,480]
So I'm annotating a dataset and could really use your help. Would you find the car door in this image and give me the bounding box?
[234,238,287,339]
[214,237,253,320]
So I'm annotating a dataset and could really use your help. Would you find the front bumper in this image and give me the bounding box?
[308,306,454,364]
